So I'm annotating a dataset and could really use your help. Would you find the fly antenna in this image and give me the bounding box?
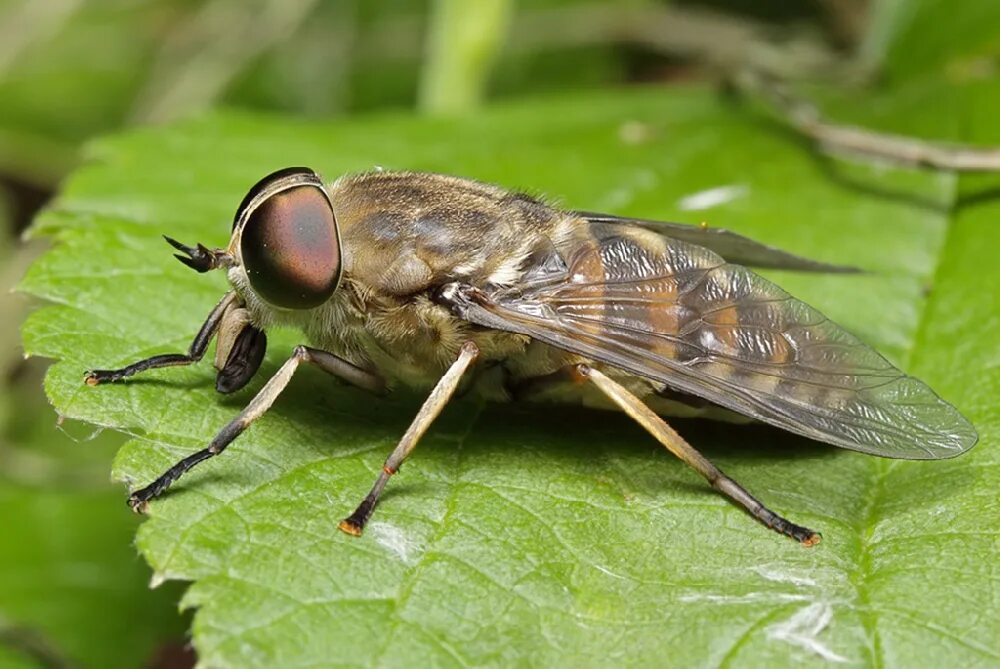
[163,235,230,272]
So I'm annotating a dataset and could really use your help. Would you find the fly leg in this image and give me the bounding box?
[339,341,480,536]
[84,292,238,385]
[576,364,821,546]
[127,345,384,512]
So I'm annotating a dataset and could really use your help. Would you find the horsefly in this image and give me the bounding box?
[85,168,978,545]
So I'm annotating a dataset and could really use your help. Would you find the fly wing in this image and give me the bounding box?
[457,222,976,459]
[574,211,860,273]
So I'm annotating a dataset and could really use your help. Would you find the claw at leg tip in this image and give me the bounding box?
[128,496,149,514]
[338,519,363,537]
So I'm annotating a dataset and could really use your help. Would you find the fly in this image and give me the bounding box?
[84,168,979,545]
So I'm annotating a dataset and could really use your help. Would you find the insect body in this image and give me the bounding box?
[85,168,978,545]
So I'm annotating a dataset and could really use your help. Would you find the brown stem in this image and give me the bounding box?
[733,69,1000,172]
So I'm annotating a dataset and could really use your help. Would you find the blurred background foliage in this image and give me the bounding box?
[1,0,998,667]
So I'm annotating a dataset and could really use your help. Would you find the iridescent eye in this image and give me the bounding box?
[239,173,341,310]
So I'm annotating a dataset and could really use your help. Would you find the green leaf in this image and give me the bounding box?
[0,450,189,669]
[0,262,188,665]
[20,86,998,667]
[866,0,1000,82]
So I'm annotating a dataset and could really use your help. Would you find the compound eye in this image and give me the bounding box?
[240,184,341,309]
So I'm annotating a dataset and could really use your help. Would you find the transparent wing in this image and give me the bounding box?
[575,211,860,273]
[460,223,976,459]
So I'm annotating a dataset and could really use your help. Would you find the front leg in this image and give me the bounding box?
[128,345,385,511]
[85,291,237,385]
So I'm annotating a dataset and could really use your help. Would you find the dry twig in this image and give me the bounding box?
[732,69,1000,172]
